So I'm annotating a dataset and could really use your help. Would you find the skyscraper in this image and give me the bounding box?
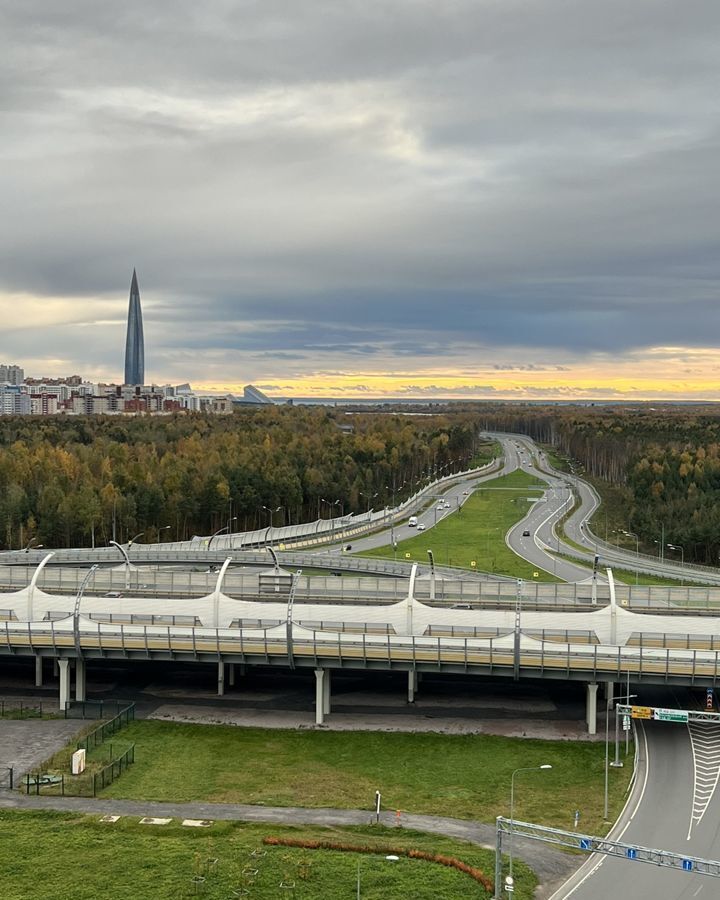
[124,269,145,385]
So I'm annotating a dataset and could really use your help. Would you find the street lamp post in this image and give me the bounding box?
[262,506,282,547]
[509,765,552,879]
[427,550,435,601]
[109,540,132,590]
[208,518,237,550]
[622,530,640,585]
[605,692,637,819]
[667,543,685,585]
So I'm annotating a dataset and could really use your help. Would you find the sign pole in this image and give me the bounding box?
[494,819,503,900]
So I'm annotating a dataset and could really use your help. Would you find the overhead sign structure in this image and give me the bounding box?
[654,708,689,723]
[494,817,720,900]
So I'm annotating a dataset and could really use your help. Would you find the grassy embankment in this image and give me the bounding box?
[95,720,631,838]
[0,812,533,900]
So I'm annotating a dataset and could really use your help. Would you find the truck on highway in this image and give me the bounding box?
[408,516,418,527]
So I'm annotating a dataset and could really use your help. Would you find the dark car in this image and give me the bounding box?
[522,529,531,537]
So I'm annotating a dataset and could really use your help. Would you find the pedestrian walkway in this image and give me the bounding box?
[0,792,578,898]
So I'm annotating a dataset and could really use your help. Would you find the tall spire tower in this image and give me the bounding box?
[124,268,145,385]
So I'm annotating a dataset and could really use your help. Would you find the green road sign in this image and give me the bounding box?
[653,708,689,723]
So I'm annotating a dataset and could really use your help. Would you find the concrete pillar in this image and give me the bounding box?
[58,659,70,711]
[315,668,325,725]
[407,670,418,703]
[605,682,614,704]
[75,658,86,702]
[586,682,598,736]
[322,668,331,716]
[228,662,235,687]
[34,655,43,688]
[53,659,59,678]
[239,663,246,677]
[217,661,225,696]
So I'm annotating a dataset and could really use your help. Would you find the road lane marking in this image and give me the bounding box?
[687,720,720,839]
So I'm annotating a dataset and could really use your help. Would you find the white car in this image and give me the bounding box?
[417,523,426,531]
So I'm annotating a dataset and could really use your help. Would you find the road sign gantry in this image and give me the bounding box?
[493,817,720,899]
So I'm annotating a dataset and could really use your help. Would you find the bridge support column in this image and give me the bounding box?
[34,655,43,688]
[315,668,325,725]
[323,668,331,716]
[217,661,225,696]
[605,682,614,704]
[407,670,418,703]
[239,663,246,677]
[228,663,235,687]
[586,682,598,735]
[75,658,86,702]
[58,659,70,711]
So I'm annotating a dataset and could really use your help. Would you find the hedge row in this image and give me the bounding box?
[262,835,494,892]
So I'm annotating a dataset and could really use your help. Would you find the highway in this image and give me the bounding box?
[558,689,720,900]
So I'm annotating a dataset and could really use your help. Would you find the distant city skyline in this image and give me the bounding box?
[1,3,720,401]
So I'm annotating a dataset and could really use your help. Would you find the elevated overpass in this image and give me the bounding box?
[4,558,720,732]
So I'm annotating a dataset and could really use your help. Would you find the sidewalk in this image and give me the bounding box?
[0,792,579,898]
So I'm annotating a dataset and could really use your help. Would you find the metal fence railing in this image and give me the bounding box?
[24,743,135,797]
[64,699,132,721]
[0,767,13,790]
[0,699,45,718]
[76,703,135,751]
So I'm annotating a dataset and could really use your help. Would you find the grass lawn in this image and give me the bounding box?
[0,811,528,900]
[100,721,631,837]
[362,470,558,581]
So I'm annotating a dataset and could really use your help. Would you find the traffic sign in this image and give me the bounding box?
[580,839,593,851]
[623,716,631,731]
[653,708,689,723]
[630,706,652,720]
[682,859,693,872]
[627,848,637,860]
[707,689,714,711]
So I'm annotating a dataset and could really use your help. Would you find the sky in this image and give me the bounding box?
[1,1,720,400]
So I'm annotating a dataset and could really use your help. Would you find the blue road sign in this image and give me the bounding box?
[580,839,592,851]
[682,859,693,872]
[627,849,637,860]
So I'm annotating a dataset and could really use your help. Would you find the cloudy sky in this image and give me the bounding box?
[2,1,720,399]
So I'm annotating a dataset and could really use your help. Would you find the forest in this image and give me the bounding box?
[477,403,720,565]
[0,407,484,549]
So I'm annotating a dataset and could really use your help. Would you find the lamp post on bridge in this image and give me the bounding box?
[666,542,685,586]
[622,530,639,585]
[208,518,237,551]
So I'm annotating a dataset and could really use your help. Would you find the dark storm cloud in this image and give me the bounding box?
[1,0,720,380]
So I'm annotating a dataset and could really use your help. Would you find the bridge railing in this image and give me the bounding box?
[5,620,720,682]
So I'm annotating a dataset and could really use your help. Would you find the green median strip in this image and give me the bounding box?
[361,470,559,582]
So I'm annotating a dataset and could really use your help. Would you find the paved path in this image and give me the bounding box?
[0,719,82,778]
[0,792,579,898]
